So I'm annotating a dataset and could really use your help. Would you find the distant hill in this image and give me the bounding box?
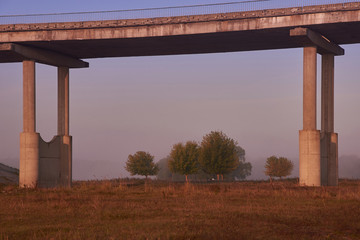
[0,163,19,184]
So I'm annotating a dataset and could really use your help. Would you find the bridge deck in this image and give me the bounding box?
[1,2,360,62]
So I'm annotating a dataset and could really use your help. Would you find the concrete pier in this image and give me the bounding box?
[19,62,73,188]
[19,60,39,188]
[58,67,72,187]
[291,28,343,186]
[36,66,72,188]
[321,54,338,186]
[299,46,321,186]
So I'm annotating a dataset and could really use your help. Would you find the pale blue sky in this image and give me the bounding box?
[0,0,359,179]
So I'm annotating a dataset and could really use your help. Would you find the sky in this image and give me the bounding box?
[0,0,359,180]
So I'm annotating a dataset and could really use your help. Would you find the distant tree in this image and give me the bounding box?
[125,151,159,179]
[226,146,252,180]
[264,156,293,182]
[169,141,200,182]
[199,131,239,181]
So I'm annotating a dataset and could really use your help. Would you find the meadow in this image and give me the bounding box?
[0,179,360,240]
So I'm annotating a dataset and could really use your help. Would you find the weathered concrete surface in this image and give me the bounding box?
[303,46,317,131]
[38,135,72,188]
[57,67,72,187]
[290,28,344,56]
[20,60,39,188]
[38,136,61,188]
[20,61,73,188]
[0,3,360,60]
[321,54,335,133]
[320,54,338,186]
[23,60,36,133]
[20,134,72,188]
[328,133,338,186]
[19,132,39,187]
[60,135,72,187]
[300,49,338,186]
[58,67,70,135]
[299,130,321,186]
[321,132,338,186]
[300,46,321,186]
[0,43,88,68]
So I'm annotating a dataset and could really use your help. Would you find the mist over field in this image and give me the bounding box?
[71,155,360,180]
[2,154,359,181]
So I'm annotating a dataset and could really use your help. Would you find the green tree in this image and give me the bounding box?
[169,141,200,182]
[264,156,293,182]
[226,146,252,180]
[125,151,159,179]
[199,131,239,181]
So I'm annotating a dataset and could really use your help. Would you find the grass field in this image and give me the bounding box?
[1,179,360,240]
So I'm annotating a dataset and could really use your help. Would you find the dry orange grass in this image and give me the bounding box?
[0,179,360,240]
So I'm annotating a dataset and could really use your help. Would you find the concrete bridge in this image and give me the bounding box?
[1,2,360,187]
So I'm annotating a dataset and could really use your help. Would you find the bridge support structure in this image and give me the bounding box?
[11,44,89,188]
[299,46,321,186]
[291,28,343,186]
[321,54,338,186]
[19,62,73,188]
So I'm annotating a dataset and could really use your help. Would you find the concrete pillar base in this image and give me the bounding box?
[329,133,338,186]
[299,130,321,186]
[19,132,40,188]
[321,132,338,186]
[38,135,72,188]
[60,135,72,187]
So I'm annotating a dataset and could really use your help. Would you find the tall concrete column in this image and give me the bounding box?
[23,61,36,133]
[58,67,72,187]
[321,54,334,133]
[303,47,317,130]
[20,60,40,188]
[58,67,69,136]
[321,54,338,186]
[299,46,321,186]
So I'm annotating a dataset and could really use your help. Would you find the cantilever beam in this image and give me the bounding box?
[0,43,89,68]
[290,28,344,56]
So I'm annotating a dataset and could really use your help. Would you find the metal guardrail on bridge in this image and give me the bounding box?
[0,0,359,25]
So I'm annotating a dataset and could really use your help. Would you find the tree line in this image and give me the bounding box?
[125,131,252,182]
[125,130,294,182]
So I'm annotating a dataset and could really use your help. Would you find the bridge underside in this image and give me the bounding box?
[1,2,360,61]
[1,22,360,62]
